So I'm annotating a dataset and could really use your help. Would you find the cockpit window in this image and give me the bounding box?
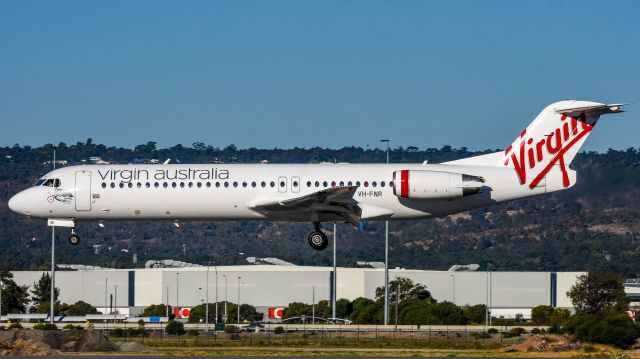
[35,179,46,186]
[40,179,61,187]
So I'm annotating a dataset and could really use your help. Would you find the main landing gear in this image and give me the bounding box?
[69,229,80,246]
[307,223,328,251]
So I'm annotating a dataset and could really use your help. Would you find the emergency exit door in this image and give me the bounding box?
[75,171,92,211]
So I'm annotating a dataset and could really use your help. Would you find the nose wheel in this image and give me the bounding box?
[68,231,81,246]
[307,230,328,251]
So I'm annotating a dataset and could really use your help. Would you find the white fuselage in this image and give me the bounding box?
[8,162,552,223]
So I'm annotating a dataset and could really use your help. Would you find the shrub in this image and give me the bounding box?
[8,322,22,330]
[224,324,239,334]
[583,345,597,353]
[111,328,125,337]
[126,328,144,337]
[510,327,526,336]
[531,328,541,334]
[33,323,58,330]
[274,326,285,335]
[473,331,491,339]
[165,320,186,335]
[187,329,200,336]
[63,324,75,330]
[564,312,639,348]
[487,328,498,334]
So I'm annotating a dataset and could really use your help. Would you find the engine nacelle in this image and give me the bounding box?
[392,170,484,199]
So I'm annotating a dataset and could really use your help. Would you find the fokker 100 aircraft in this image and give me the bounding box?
[8,100,625,250]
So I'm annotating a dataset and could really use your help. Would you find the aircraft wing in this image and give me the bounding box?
[252,186,362,226]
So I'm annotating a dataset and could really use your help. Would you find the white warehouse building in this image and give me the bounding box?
[11,265,583,319]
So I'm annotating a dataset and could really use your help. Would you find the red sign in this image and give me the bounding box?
[173,307,191,319]
[268,307,284,319]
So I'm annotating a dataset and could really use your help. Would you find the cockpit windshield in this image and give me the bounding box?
[35,178,61,187]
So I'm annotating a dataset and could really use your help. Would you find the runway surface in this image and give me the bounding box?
[3,357,607,359]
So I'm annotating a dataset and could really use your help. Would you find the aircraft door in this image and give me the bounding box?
[292,176,300,193]
[75,170,92,211]
[278,176,287,193]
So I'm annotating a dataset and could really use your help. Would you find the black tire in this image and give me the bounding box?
[69,234,80,246]
[307,231,328,251]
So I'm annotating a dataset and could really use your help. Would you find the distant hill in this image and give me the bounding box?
[1,140,639,276]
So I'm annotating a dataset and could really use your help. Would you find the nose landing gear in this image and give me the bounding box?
[307,222,328,251]
[68,229,80,246]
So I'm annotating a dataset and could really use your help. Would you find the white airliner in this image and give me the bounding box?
[8,100,625,250]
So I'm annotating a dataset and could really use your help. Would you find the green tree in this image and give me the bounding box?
[531,305,554,325]
[187,302,227,323]
[350,297,382,324]
[141,304,172,317]
[426,301,467,325]
[375,277,431,302]
[463,304,487,324]
[0,269,29,314]
[550,308,570,326]
[61,301,99,316]
[567,272,629,314]
[30,273,59,312]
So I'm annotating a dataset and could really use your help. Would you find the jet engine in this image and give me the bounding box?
[392,170,484,199]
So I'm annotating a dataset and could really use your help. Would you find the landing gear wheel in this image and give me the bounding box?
[307,231,328,251]
[69,233,80,246]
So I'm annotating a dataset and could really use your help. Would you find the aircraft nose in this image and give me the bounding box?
[8,191,27,215]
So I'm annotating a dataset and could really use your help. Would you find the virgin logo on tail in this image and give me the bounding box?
[504,113,592,189]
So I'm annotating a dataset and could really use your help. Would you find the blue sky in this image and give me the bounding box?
[1,0,638,152]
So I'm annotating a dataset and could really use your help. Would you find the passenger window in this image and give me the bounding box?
[154,182,159,188]
[224,182,229,188]
[119,183,125,188]
[163,182,168,188]
[381,181,385,187]
[111,183,116,188]
[188,182,193,188]
[206,182,211,188]
[280,181,285,187]
[339,181,344,187]
[348,181,353,186]
[306,181,311,187]
[233,182,238,188]
[315,181,320,187]
[270,181,275,188]
[242,182,247,188]
[172,182,177,188]
[389,181,393,187]
[128,182,133,188]
[322,181,328,187]
[146,182,151,188]
[293,181,298,187]
[331,181,336,187]
[356,181,361,186]
[261,181,266,188]
[251,182,256,188]
[216,182,221,188]
[179,182,184,188]
[137,182,141,188]
[372,181,377,187]
[197,182,202,188]
[101,183,106,188]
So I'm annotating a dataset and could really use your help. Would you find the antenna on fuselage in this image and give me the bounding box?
[163,158,171,164]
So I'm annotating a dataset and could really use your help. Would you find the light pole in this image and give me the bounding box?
[50,148,56,324]
[222,274,228,323]
[380,139,390,325]
[113,284,118,324]
[311,285,316,324]
[332,223,337,321]
[104,277,108,315]
[488,264,494,326]
[0,279,4,320]
[451,274,456,304]
[214,263,218,325]
[206,263,210,332]
[165,287,169,317]
[237,276,241,323]
[176,272,180,317]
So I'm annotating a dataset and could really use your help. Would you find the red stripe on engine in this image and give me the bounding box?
[400,170,409,198]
